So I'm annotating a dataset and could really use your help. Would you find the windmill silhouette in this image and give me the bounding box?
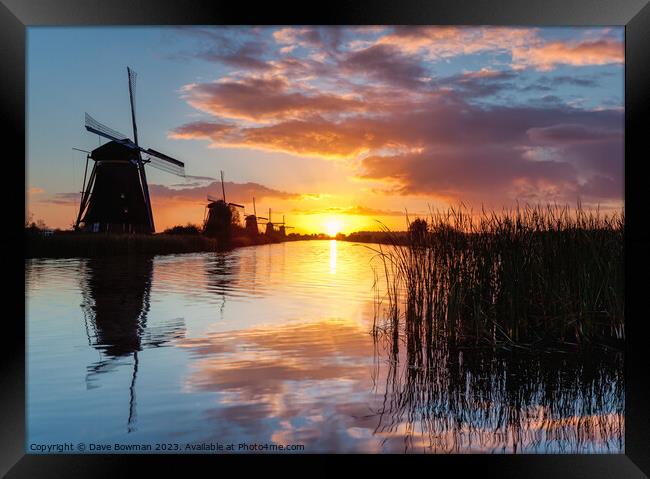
[75,67,186,234]
[278,215,295,237]
[265,208,276,236]
[244,197,267,237]
[203,171,244,239]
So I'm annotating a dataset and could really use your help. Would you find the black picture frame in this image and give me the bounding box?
[5,0,649,476]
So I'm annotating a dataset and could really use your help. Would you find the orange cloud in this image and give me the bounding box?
[376,26,538,58]
[170,117,399,159]
[27,187,45,195]
[512,38,623,70]
[180,75,366,122]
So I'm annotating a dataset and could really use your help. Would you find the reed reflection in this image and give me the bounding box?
[81,256,185,432]
[371,328,624,453]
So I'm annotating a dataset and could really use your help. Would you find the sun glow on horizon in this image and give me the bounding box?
[324,218,343,237]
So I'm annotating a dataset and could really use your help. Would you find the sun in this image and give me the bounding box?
[324,218,343,237]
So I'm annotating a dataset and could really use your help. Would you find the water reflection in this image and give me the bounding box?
[179,319,378,451]
[371,331,624,453]
[204,252,239,315]
[329,240,337,274]
[81,256,185,432]
[27,242,624,452]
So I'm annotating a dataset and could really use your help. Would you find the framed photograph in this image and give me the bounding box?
[6,0,650,475]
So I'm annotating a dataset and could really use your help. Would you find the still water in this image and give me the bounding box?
[26,240,623,453]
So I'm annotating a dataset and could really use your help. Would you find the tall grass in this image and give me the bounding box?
[371,204,624,349]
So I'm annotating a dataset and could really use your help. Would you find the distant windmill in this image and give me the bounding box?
[203,170,244,238]
[278,215,295,237]
[244,197,267,237]
[75,67,186,234]
[265,208,276,236]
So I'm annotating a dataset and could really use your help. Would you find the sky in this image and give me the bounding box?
[26,26,624,234]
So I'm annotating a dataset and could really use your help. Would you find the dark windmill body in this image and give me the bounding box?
[203,171,243,240]
[265,208,275,236]
[244,197,267,237]
[75,67,186,234]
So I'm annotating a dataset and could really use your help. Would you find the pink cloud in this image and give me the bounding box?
[512,38,623,70]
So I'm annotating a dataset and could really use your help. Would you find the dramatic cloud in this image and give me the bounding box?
[170,121,235,140]
[360,148,581,204]
[179,76,366,122]
[512,38,624,71]
[355,104,623,204]
[171,117,397,158]
[169,26,623,208]
[200,41,271,71]
[273,27,344,55]
[435,69,517,98]
[340,44,431,88]
[371,27,623,72]
[374,26,537,60]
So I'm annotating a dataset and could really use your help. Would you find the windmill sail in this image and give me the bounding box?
[85,113,134,146]
[145,148,185,169]
[146,153,185,176]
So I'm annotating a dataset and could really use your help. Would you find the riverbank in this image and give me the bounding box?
[25,231,286,258]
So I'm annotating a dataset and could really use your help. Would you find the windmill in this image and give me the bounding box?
[278,215,295,237]
[203,170,244,238]
[244,196,267,237]
[75,67,186,234]
[265,208,276,236]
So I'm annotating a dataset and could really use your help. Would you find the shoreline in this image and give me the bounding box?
[24,232,297,259]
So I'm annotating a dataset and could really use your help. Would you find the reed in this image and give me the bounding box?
[370,204,624,350]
